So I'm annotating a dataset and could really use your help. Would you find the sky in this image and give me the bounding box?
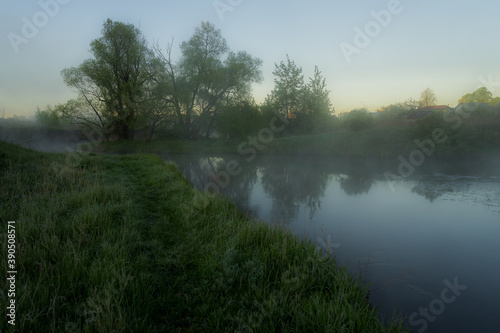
[1,0,499,118]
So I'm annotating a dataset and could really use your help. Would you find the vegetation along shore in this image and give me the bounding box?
[0,141,409,332]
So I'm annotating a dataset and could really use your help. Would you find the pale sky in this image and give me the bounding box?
[1,0,499,118]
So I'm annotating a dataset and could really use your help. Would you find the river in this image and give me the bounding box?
[161,152,500,333]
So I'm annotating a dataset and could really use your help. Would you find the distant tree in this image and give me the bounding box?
[35,105,61,128]
[268,55,305,118]
[342,108,374,131]
[61,19,161,140]
[305,66,332,115]
[404,98,424,111]
[379,98,423,120]
[490,96,500,106]
[420,88,437,107]
[458,87,493,104]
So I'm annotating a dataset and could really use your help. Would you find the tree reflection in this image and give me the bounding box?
[337,174,373,196]
[259,158,331,222]
[411,182,455,202]
[167,155,258,213]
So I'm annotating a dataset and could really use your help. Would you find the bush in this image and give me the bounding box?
[35,105,61,127]
[217,101,264,140]
[342,108,374,131]
[413,111,446,139]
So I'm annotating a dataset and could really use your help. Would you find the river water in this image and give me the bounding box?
[161,153,500,333]
[9,130,499,332]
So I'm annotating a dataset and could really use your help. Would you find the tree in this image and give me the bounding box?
[379,98,423,120]
[420,88,437,107]
[268,55,305,118]
[217,101,262,141]
[35,105,61,128]
[491,97,500,106]
[155,22,262,139]
[56,97,110,140]
[458,87,493,104]
[61,19,160,140]
[342,108,374,131]
[305,66,332,115]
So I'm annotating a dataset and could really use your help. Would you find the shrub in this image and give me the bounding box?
[342,108,374,131]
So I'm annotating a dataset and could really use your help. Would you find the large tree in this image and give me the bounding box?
[420,88,437,107]
[458,87,494,104]
[155,22,262,139]
[61,19,160,140]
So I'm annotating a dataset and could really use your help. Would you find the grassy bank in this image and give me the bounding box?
[99,122,500,158]
[0,141,409,332]
[98,127,416,157]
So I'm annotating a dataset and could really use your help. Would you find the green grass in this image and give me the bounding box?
[0,141,409,332]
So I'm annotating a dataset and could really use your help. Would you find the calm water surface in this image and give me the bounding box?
[162,153,500,333]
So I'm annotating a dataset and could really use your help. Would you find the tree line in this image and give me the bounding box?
[36,19,333,141]
[35,19,499,139]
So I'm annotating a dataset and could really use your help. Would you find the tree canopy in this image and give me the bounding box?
[61,20,262,140]
[61,19,160,140]
[420,88,437,107]
[458,87,497,105]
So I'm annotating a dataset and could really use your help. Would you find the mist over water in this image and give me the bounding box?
[0,124,87,153]
[161,153,500,333]
[3,129,500,332]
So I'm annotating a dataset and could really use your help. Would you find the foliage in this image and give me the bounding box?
[34,105,63,127]
[267,55,306,119]
[155,22,263,139]
[62,19,160,141]
[491,96,500,105]
[267,58,334,135]
[458,87,496,104]
[304,66,333,115]
[378,98,423,120]
[413,110,446,139]
[342,108,374,131]
[217,101,263,140]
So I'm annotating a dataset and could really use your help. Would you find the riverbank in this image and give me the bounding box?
[0,141,409,332]
[98,122,500,158]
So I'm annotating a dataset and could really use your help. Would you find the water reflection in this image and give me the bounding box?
[162,153,500,332]
[337,174,374,196]
[259,159,331,222]
[411,181,456,202]
[163,154,500,217]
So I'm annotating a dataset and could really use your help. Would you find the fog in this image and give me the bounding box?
[0,119,86,153]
